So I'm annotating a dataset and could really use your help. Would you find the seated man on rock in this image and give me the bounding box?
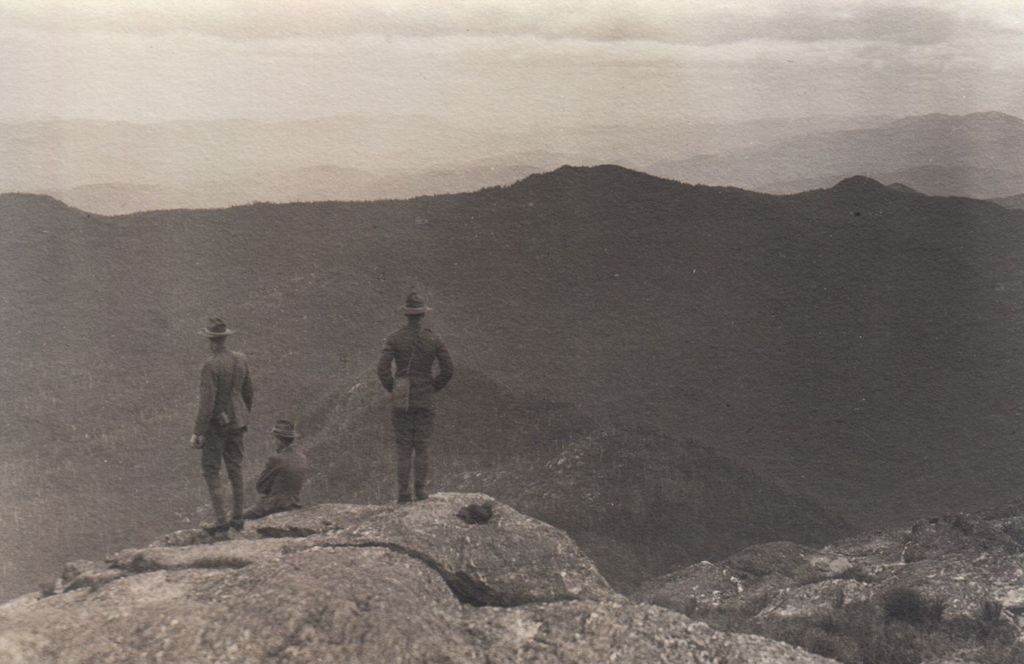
[242,419,309,520]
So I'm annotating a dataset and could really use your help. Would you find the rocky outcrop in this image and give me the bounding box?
[638,508,1024,662]
[638,540,856,619]
[257,495,614,606]
[901,513,1021,563]
[0,493,833,663]
[756,579,873,621]
[640,510,1024,622]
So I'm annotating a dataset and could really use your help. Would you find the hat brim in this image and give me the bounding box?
[271,430,299,439]
[199,328,235,337]
[400,306,432,314]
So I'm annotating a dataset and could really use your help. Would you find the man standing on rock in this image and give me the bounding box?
[377,293,454,503]
[190,317,254,535]
[243,419,309,520]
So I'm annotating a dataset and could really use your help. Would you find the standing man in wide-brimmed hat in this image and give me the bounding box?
[377,293,454,503]
[243,419,309,520]
[190,317,254,536]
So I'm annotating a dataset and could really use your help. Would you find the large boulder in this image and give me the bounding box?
[257,492,617,606]
[0,494,836,664]
[1,548,471,664]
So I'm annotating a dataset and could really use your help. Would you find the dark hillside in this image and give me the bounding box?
[3,168,1024,600]
[300,368,847,589]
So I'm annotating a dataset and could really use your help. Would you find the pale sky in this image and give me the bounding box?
[1,0,1023,126]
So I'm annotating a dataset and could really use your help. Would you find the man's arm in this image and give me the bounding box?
[241,357,254,412]
[193,362,216,436]
[376,337,396,392]
[433,338,454,392]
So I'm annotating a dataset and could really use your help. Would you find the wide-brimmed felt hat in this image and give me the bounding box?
[271,419,299,439]
[399,292,432,315]
[199,317,235,338]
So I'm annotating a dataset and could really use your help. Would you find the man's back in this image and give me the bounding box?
[194,349,254,434]
[377,326,454,409]
[256,447,308,499]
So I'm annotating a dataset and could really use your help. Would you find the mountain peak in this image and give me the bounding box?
[0,193,83,221]
[963,110,1024,125]
[0,192,70,210]
[829,175,888,195]
[512,164,677,191]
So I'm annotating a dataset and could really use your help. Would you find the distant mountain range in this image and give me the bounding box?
[1,113,891,213]
[4,166,1024,602]
[44,163,546,215]
[649,111,1024,198]
[7,111,1024,213]
[776,165,1024,200]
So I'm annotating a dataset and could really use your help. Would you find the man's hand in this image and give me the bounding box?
[190,434,204,449]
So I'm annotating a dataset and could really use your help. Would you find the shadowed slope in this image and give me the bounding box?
[302,369,849,589]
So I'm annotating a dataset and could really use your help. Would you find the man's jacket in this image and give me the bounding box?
[376,326,454,410]
[193,349,254,436]
[255,446,309,504]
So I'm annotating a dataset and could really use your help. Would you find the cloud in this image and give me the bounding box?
[2,0,1022,125]
[0,0,1017,46]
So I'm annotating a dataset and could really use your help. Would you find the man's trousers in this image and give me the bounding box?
[392,408,434,499]
[201,426,245,524]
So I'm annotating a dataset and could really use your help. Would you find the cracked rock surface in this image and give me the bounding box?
[1,493,833,663]
[639,509,1024,631]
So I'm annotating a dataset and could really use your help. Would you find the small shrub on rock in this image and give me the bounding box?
[860,622,923,664]
[950,513,976,535]
[979,599,1003,627]
[881,587,944,626]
